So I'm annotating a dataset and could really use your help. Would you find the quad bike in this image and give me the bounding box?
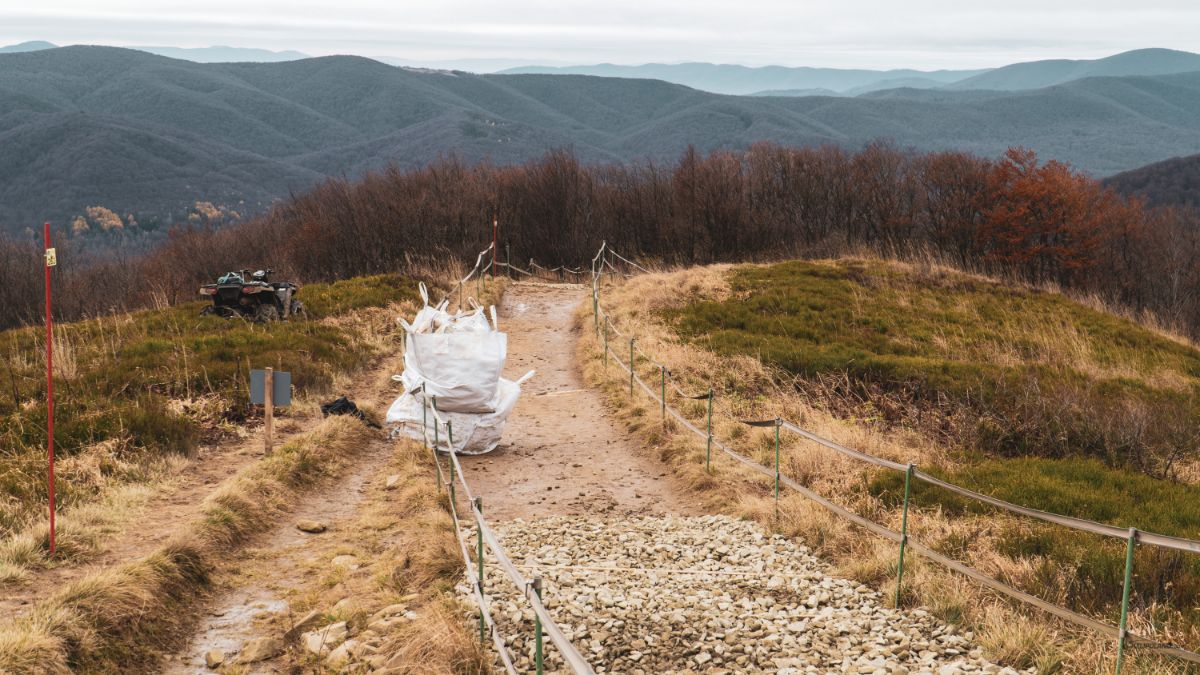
[199,269,304,322]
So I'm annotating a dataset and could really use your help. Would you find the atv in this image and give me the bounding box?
[199,269,304,322]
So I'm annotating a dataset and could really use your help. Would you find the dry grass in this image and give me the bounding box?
[578,264,1196,674]
[0,415,375,673]
[258,437,487,673]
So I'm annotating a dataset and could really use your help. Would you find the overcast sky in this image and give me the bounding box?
[2,0,1198,70]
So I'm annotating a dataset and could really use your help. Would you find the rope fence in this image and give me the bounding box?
[588,242,1200,673]
[422,396,596,675]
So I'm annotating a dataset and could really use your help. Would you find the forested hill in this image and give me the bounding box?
[4,45,1200,234]
[1105,153,1200,208]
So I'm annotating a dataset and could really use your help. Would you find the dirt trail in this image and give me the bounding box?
[0,366,387,624]
[458,283,699,520]
[163,437,394,674]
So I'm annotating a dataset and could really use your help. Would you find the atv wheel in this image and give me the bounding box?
[289,300,306,318]
[200,305,214,316]
[253,302,280,323]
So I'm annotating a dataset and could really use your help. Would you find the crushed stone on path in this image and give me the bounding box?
[465,515,1027,675]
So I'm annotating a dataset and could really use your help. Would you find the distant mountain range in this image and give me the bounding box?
[499,63,989,96]
[2,46,1200,235]
[501,49,1200,96]
[0,41,554,73]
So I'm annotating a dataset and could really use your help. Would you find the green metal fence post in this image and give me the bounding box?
[705,389,714,473]
[629,339,635,397]
[660,366,666,427]
[1116,527,1139,674]
[506,242,511,280]
[533,577,544,675]
[895,463,914,608]
[774,418,781,522]
[475,497,485,644]
[422,394,428,449]
[447,421,456,507]
[432,397,440,492]
[603,316,609,370]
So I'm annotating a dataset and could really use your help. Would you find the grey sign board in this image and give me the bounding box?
[250,369,292,406]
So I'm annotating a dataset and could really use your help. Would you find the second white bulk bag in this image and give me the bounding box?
[386,371,534,455]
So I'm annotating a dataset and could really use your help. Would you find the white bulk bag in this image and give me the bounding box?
[401,330,507,413]
[387,371,534,455]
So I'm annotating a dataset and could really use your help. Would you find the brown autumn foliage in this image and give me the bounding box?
[1,142,1198,336]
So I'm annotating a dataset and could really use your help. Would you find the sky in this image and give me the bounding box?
[2,0,1199,70]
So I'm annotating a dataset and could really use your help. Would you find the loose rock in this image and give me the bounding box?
[203,648,224,669]
[296,519,326,533]
[236,637,283,663]
[460,515,1030,674]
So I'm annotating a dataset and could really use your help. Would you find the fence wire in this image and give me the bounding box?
[426,404,596,674]
[590,243,1200,667]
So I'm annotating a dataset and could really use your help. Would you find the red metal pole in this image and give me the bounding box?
[491,214,497,279]
[43,222,55,556]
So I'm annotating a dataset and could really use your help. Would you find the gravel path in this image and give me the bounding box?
[456,283,701,520]
[467,515,1025,675]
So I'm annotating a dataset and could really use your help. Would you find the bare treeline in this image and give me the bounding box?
[3,141,1199,333]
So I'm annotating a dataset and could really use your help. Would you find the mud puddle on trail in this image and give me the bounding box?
[163,436,394,674]
[457,283,700,520]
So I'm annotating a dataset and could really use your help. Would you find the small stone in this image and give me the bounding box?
[369,603,408,623]
[236,637,283,663]
[331,554,359,570]
[303,621,349,655]
[325,639,360,668]
[385,474,401,488]
[284,609,324,640]
[332,597,360,615]
[203,649,224,669]
[296,519,326,533]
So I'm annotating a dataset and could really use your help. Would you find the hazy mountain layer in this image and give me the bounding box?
[2,46,1200,233]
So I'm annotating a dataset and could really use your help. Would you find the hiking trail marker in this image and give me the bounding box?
[43,222,56,556]
[250,368,291,453]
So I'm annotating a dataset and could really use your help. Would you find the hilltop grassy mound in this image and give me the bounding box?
[589,259,1200,668]
[672,259,1200,477]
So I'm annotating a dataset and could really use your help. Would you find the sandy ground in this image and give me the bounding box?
[457,283,700,520]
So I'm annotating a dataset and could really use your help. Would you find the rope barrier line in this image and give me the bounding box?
[430,442,518,675]
[427,406,596,675]
[607,248,653,274]
[590,244,1200,667]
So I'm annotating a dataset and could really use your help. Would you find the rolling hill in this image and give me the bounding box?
[1104,153,1200,208]
[3,46,1200,234]
[947,48,1200,91]
[499,62,987,96]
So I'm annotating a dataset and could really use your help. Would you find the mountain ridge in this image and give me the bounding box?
[3,46,1200,235]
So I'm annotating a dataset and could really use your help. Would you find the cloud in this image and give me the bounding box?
[1,0,1197,68]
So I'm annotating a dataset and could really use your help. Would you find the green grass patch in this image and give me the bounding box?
[670,259,1200,638]
[871,456,1200,617]
[0,273,420,535]
[671,260,1200,471]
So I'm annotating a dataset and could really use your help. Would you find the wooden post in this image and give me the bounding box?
[264,366,275,454]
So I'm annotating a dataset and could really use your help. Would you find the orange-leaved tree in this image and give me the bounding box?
[975,148,1135,284]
